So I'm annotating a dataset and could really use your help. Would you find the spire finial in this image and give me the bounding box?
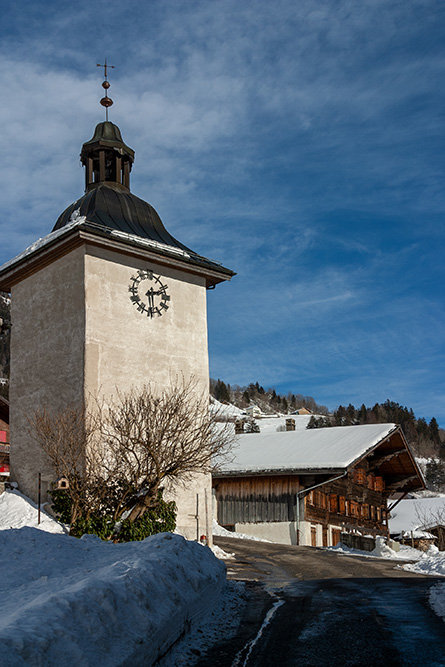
[96,59,115,121]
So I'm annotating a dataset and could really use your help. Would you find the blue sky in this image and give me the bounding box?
[0,0,444,425]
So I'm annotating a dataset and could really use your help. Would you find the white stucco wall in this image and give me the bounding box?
[82,246,212,540]
[10,247,86,501]
[9,241,214,540]
[234,521,300,545]
[230,520,342,547]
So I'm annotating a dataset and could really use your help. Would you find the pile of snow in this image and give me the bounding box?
[372,536,400,558]
[213,519,271,542]
[0,491,227,665]
[211,543,235,559]
[328,540,423,562]
[429,583,445,623]
[210,397,244,419]
[402,545,445,577]
[399,529,436,540]
[0,489,65,533]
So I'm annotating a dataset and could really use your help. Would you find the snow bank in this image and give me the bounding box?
[0,515,226,665]
[0,489,65,533]
[372,536,399,558]
[213,519,271,542]
[328,540,423,561]
[402,547,445,577]
[429,583,445,623]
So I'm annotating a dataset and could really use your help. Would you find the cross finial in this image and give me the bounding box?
[97,59,115,79]
[96,59,115,121]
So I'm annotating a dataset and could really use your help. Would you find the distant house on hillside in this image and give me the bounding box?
[213,423,424,547]
[293,407,313,415]
[0,395,9,476]
[245,405,262,418]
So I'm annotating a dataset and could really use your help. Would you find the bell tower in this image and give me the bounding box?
[0,70,234,539]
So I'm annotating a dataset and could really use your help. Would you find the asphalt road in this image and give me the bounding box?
[195,538,445,667]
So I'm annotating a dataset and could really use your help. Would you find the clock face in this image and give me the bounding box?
[128,269,171,318]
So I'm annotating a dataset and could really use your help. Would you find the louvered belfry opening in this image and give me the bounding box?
[80,121,135,192]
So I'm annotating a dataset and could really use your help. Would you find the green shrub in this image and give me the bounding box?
[50,488,176,542]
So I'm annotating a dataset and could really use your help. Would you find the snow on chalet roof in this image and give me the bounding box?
[217,423,399,475]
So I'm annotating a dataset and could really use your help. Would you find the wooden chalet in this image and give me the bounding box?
[213,423,425,547]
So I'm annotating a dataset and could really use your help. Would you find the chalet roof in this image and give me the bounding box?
[215,423,425,492]
[218,423,397,472]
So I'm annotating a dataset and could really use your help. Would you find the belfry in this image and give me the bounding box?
[0,68,234,539]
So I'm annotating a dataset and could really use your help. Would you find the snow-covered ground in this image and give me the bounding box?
[328,537,425,562]
[0,487,66,534]
[1,488,444,666]
[0,490,237,666]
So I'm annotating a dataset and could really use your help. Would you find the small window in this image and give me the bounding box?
[350,501,359,517]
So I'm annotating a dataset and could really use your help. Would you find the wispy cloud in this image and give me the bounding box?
[0,0,444,423]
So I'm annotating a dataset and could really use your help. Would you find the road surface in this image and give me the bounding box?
[194,537,445,667]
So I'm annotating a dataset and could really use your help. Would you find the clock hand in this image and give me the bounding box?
[145,287,155,309]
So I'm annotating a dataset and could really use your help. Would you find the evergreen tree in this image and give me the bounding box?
[213,379,230,403]
[429,417,441,445]
[244,418,260,433]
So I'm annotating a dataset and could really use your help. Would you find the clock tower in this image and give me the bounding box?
[0,95,234,539]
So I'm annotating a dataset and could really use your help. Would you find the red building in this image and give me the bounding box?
[0,395,10,474]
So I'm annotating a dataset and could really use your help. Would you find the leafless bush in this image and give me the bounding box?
[28,380,235,532]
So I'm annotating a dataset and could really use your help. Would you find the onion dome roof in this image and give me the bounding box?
[53,182,191,253]
[51,121,234,279]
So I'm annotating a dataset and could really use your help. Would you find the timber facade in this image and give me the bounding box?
[213,423,425,547]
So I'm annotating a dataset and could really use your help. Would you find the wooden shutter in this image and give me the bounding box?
[375,477,385,492]
[329,494,338,512]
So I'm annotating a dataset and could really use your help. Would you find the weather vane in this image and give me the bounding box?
[97,59,115,121]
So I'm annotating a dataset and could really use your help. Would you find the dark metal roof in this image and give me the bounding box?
[52,182,235,278]
[81,121,134,163]
[53,182,190,251]
[49,120,235,281]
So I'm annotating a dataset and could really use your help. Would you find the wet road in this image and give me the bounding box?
[196,538,445,667]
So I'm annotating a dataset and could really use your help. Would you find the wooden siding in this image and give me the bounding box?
[305,472,387,533]
[214,468,388,534]
[213,475,301,526]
